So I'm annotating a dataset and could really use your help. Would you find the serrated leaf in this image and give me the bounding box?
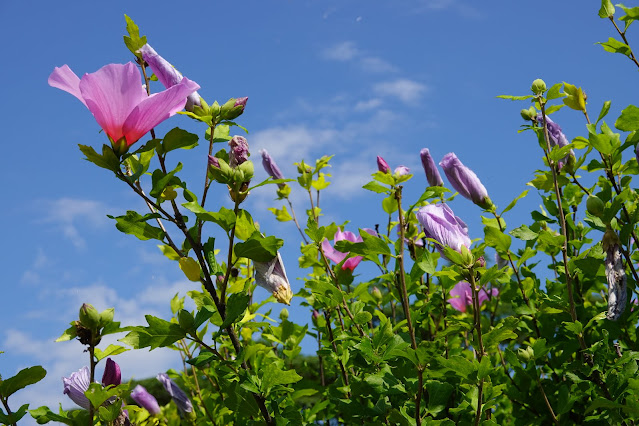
[363,181,389,194]
[119,315,186,350]
[510,225,538,241]
[615,104,639,131]
[353,311,372,325]
[94,344,129,362]
[110,211,165,241]
[79,144,120,172]
[261,362,303,393]
[234,235,283,262]
[268,206,293,222]
[484,226,511,254]
[219,293,250,330]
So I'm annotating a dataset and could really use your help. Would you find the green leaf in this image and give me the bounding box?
[599,0,615,17]
[119,315,186,350]
[158,244,180,261]
[85,382,118,409]
[268,206,293,222]
[438,355,475,379]
[598,37,632,58]
[0,404,29,424]
[510,225,538,241]
[94,344,129,362]
[363,181,390,194]
[382,195,398,214]
[182,194,236,232]
[563,320,583,336]
[79,144,120,172]
[496,94,534,101]
[235,210,259,241]
[615,104,639,131]
[353,311,373,325]
[0,366,46,398]
[186,350,217,368]
[562,82,586,112]
[483,318,518,350]
[484,226,511,254]
[29,405,81,425]
[160,127,198,154]
[426,381,454,416]
[546,83,564,100]
[150,162,183,198]
[501,190,528,215]
[261,362,303,393]
[234,234,283,262]
[305,218,325,243]
[123,14,147,57]
[219,293,250,330]
[109,211,165,241]
[596,100,612,124]
[56,324,78,342]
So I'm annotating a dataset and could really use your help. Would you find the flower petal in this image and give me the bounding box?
[48,65,87,107]
[79,63,147,142]
[122,77,200,145]
[321,239,347,264]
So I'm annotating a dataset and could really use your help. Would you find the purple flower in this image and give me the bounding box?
[62,366,91,410]
[131,385,161,415]
[260,149,285,182]
[440,153,491,209]
[138,44,201,112]
[48,63,200,152]
[234,97,248,109]
[322,228,377,271]
[254,252,293,305]
[377,156,391,173]
[157,373,193,414]
[420,148,443,187]
[416,203,471,256]
[536,114,574,170]
[101,358,121,387]
[394,165,410,176]
[448,281,498,313]
[229,135,249,167]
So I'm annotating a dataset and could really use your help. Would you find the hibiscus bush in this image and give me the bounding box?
[5,2,639,425]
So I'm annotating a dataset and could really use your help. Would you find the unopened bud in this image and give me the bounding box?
[520,107,536,121]
[79,303,100,330]
[279,308,289,321]
[531,79,546,95]
[460,244,474,267]
[586,196,605,218]
[371,286,383,301]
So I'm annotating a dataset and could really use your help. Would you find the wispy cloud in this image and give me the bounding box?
[321,41,398,73]
[374,79,428,104]
[38,198,110,249]
[414,0,481,18]
[20,248,53,285]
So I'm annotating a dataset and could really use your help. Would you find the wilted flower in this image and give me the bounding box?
[420,148,444,187]
[48,63,200,153]
[536,114,574,170]
[416,203,471,257]
[394,165,410,176]
[440,153,491,209]
[229,135,250,167]
[377,156,391,173]
[322,228,376,272]
[62,366,91,410]
[254,252,293,305]
[603,229,627,320]
[131,385,161,415]
[448,281,499,313]
[101,358,121,387]
[260,149,285,183]
[138,44,201,111]
[157,373,193,414]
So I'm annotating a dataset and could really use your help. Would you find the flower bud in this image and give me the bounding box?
[371,286,383,301]
[131,385,161,415]
[101,358,121,387]
[377,156,391,173]
[440,153,492,209]
[98,308,114,328]
[220,97,248,121]
[460,244,474,267]
[520,107,536,121]
[394,165,410,176]
[586,196,605,217]
[208,155,220,168]
[229,136,249,167]
[531,78,546,95]
[311,310,321,326]
[279,308,289,321]
[420,148,443,187]
[260,149,286,187]
[79,303,100,330]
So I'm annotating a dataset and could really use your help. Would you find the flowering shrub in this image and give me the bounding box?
[5,4,639,425]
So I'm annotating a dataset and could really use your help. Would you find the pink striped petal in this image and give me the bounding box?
[122,77,200,145]
[79,63,147,142]
[48,65,87,107]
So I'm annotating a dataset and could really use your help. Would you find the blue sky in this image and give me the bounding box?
[1,0,637,415]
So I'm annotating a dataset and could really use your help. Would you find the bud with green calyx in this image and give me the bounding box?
[460,244,475,268]
[531,79,546,95]
[371,286,383,302]
[98,308,114,328]
[276,184,291,199]
[79,303,100,330]
[279,308,289,321]
[520,106,536,121]
[220,97,248,121]
[586,195,605,218]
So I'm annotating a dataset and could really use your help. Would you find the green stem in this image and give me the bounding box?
[0,396,17,426]
[468,271,485,426]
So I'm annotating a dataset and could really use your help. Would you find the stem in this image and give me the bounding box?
[220,199,242,308]
[201,124,216,209]
[318,330,326,387]
[394,186,422,425]
[324,310,351,397]
[286,197,309,244]
[492,212,541,338]
[180,340,217,425]
[536,367,560,425]
[88,345,96,426]
[608,16,639,69]
[0,397,17,426]
[468,271,485,426]
[308,188,318,223]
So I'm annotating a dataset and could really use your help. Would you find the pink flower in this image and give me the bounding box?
[48,63,200,150]
[322,228,376,272]
[448,281,498,313]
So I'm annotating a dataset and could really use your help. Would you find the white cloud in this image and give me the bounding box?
[322,41,398,74]
[20,248,54,285]
[251,125,338,165]
[38,198,110,249]
[414,0,481,18]
[374,79,428,104]
[354,98,383,111]
[321,41,359,61]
